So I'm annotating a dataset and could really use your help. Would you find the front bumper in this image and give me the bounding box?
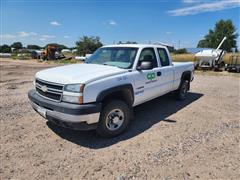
[28,89,101,130]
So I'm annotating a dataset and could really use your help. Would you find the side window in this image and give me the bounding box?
[157,48,170,66]
[139,48,158,68]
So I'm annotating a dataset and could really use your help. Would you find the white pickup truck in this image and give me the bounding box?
[28,44,194,137]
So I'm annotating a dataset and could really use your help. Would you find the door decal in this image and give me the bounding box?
[146,72,157,84]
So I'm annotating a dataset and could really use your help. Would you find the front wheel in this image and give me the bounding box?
[96,100,131,137]
[175,80,189,100]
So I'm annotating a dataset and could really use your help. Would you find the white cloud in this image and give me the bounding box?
[50,21,61,26]
[64,35,69,39]
[0,34,16,39]
[182,0,196,3]
[39,38,47,41]
[39,34,55,41]
[168,0,240,16]
[182,0,219,3]
[41,35,55,38]
[109,20,117,26]
[18,31,37,37]
[166,32,173,35]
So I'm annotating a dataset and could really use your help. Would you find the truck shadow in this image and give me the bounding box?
[47,92,203,149]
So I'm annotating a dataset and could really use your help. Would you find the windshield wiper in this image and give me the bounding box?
[103,63,117,67]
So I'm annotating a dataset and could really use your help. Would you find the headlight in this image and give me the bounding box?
[64,84,84,93]
[62,84,85,104]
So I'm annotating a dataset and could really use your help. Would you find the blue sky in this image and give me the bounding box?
[1,0,240,48]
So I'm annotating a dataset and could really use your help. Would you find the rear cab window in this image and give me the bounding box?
[157,48,170,67]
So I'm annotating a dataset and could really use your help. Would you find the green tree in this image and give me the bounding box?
[10,42,23,50]
[126,41,138,44]
[174,48,187,54]
[117,41,138,44]
[167,46,174,53]
[76,36,103,55]
[0,44,11,53]
[197,19,238,52]
[27,44,41,50]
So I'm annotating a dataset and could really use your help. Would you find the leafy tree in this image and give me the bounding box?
[174,48,187,54]
[117,41,138,44]
[0,44,11,53]
[167,46,174,53]
[69,47,77,50]
[27,44,41,50]
[76,36,103,55]
[45,43,68,51]
[197,19,238,52]
[126,41,138,44]
[10,42,23,50]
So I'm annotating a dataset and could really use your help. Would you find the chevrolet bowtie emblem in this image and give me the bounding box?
[41,85,48,92]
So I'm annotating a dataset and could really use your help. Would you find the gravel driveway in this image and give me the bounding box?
[0,59,239,179]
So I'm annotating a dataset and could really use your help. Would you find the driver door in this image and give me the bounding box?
[133,48,162,105]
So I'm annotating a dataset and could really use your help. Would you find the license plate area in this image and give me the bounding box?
[37,106,47,118]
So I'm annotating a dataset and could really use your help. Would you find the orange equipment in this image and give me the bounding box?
[41,45,56,60]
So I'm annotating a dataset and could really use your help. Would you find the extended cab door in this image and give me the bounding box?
[132,48,163,105]
[156,47,175,94]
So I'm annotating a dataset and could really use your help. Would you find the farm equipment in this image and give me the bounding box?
[31,50,43,59]
[225,55,240,73]
[41,45,66,60]
[41,45,57,60]
[195,36,227,71]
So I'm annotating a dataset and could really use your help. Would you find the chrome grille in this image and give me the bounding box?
[35,79,63,101]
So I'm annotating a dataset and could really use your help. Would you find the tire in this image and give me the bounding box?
[175,80,189,100]
[96,100,131,137]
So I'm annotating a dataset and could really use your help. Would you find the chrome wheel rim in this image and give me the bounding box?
[106,109,124,131]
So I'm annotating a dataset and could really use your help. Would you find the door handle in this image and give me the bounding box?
[157,72,162,76]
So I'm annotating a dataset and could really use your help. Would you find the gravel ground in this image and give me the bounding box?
[0,59,239,179]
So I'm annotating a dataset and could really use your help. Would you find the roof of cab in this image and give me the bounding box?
[102,44,167,49]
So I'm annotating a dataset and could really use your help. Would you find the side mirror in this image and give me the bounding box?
[137,61,152,70]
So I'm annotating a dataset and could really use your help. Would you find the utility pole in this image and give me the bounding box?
[178,40,181,49]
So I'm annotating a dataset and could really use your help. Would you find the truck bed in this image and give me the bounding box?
[172,62,194,90]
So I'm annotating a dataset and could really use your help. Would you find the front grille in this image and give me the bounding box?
[35,79,63,101]
[36,79,63,90]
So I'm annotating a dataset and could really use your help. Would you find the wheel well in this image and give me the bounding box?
[102,89,134,106]
[97,84,134,106]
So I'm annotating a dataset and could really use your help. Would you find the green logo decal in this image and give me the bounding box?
[147,73,156,81]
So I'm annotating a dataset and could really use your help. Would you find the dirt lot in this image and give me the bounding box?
[0,59,239,179]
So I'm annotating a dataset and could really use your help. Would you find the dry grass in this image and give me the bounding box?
[171,53,240,64]
[171,54,196,62]
[223,53,240,64]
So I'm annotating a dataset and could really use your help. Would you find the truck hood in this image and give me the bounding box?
[36,63,127,84]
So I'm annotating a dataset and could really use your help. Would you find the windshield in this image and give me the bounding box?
[86,47,138,69]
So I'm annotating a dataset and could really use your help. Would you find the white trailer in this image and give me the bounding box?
[195,36,227,70]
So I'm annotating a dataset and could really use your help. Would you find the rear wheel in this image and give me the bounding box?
[96,100,131,137]
[175,80,189,100]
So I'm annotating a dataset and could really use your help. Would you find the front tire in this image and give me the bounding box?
[96,100,131,137]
